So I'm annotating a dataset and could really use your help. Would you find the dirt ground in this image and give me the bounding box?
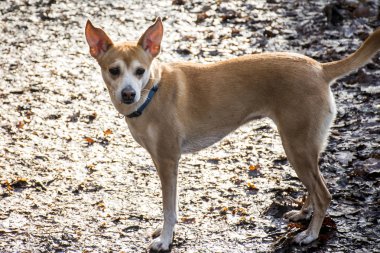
[0,0,379,252]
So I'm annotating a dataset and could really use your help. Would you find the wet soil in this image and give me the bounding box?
[0,0,379,252]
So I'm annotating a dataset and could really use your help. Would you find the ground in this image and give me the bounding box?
[0,0,379,252]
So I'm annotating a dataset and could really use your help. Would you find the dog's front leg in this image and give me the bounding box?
[148,156,179,251]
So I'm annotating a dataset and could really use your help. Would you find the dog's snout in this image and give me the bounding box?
[121,87,136,104]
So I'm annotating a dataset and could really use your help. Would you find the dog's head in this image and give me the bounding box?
[85,18,163,107]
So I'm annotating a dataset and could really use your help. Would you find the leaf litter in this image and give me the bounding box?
[0,0,379,252]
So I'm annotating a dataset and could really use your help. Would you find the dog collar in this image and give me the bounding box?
[127,85,159,118]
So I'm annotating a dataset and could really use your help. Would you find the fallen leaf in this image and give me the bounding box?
[103,129,113,136]
[249,164,260,171]
[12,177,28,188]
[16,121,24,129]
[176,46,192,55]
[96,200,106,211]
[232,207,248,216]
[89,112,97,121]
[221,9,237,22]
[182,35,197,42]
[219,207,228,215]
[84,137,95,144]
[15,177,27,183]
[196,12,208,23]
[172,0,185,5]
[122,225,140,233]
[236,216,255,225]
[319,216,337,242]
[2,180,13,192]
[86,164,96,173]
[181,216,196,224]
[205,32,214,40]
[231,28,240,36]
[322,216,337,229]
[287,222,306,229]
[99,222,107,228]
[247,182,258,190]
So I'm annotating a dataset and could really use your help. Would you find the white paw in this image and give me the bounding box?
[148,236,171,252]
[284,210,311,221]
[294,229,318,244]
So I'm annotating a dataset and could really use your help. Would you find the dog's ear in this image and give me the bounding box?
[138,17,163,58]
[85,20,113,59]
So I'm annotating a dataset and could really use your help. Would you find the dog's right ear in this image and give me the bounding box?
[85,20,113,59]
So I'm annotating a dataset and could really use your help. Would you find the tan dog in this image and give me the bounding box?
[85,17,380,251]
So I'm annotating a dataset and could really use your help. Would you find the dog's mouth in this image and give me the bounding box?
[122,98,135,104]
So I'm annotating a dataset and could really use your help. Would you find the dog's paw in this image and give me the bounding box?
[283,210,311,222]
[294,229,318,245]
[148,236,171,252]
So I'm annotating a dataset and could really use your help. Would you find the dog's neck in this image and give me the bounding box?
[127,82,159,118]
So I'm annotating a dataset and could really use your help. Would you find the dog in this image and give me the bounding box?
[85,17,380,251]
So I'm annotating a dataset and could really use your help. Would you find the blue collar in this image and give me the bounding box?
[127,85,159,118]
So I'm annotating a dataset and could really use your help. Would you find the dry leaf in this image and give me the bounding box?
[96,200,106,211]
[16,177,27,183]
[219,207,228,215]
[196,12,208,23]
[231,27,240,36]
[181,216,196,224]
[12,177,28,188]
[103,129,113,136]
[247,182,258,190]
[2,180,13,191]
[322,216,337,229]
[16,121,24,129]
[86,164,96,172]
[89,112,97,121]
[172,0,185,5]
[288,222,306,229]
[249,164,260,171]
[99,222,107,228]
[84,137,95,144]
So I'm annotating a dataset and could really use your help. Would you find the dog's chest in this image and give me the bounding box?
[126,122,154,152]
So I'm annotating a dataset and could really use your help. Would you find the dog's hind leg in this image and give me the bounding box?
[275,98,335,244]
[280,132,331,244]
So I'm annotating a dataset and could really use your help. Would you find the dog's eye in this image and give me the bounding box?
[109,67,120,76]
[135,68,145,76]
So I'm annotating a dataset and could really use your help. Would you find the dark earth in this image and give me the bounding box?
[0,0,379,252]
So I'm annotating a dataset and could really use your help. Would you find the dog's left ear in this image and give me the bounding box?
[85,20,113,59]
[138,17,163,58]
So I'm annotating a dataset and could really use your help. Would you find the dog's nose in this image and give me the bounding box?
[121,88,136,104]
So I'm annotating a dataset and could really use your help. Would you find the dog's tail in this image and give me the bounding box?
[322,28,380,83]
